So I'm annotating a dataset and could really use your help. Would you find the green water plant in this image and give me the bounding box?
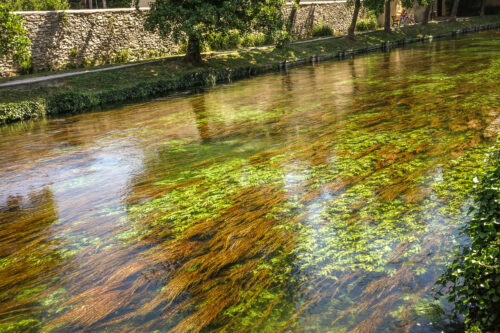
[436,138,500,332]
[1,30,499,331]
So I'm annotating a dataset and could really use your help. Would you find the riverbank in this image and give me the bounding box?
[1,16,499,126]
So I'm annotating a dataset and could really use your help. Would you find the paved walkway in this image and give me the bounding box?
[0,60,166,88]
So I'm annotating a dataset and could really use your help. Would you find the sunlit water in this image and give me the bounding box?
[0,30,499,332]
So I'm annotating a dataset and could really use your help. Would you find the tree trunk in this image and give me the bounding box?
[449,0,459,21]
[191,95,211,143]
[289,0,300,35]
[102,0,107,9]
[184,36,202,64]
[283,0,301,47]
[348,0,361,39]
[384,0,391,32]
[422,1,432,26]
[480,0,485,16]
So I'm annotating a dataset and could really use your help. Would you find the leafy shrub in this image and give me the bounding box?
[0,100,46,125]
[240,32,273,48]
[113,49,131,63]
[70,48,78,58]
[436,139,500,332]
[3,0,70,11]
[206,30,241,51]
[311,24,333,38]
[204,30,276,52]
[356,17,378,32]
[102,0,131,8]
[57,11,68,25]
[0,4,31,71]
[47,91,93,115]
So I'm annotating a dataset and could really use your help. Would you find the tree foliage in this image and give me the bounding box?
[0,4,31,69]
[363,0,432,31]
[143,0,287,63]
[69,0,131,9]
[363,0,385,14]
[364,0,431,13]
[436,138,500,333]
[2,0,70,11]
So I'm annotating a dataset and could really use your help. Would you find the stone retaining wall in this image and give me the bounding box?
[0,1,360,77]
[290,1,361,37]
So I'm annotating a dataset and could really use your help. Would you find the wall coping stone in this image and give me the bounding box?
[13,8,151,15]
[13,1,349,14]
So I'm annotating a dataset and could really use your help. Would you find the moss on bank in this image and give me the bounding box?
[0,16,499,126]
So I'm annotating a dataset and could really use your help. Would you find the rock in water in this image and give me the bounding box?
[484,115,500,138]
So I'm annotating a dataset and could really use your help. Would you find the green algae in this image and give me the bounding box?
[0,319,41,333]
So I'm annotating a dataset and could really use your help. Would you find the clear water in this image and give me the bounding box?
[0,30,499,332]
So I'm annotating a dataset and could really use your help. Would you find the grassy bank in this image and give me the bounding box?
[1,16,500,126]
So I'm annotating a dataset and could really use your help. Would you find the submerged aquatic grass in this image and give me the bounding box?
[0,30,499,332]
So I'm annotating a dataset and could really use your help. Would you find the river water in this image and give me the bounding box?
[0,30,499,332]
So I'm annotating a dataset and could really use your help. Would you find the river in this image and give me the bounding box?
[0,29,499,332]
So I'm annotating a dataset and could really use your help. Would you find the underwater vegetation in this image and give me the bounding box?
[0,30,499,332]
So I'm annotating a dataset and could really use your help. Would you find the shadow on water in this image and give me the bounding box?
[0,30,499,332]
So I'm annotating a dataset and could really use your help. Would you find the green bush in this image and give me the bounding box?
[113,49,131,63]
[311,24,334,38]
[102,0,131,7]
[0,4,31,71]
[0,100,46,125]
[241,32,275,48]
[3,0,70,11]
[47,91,93,115]
[206,30,241,51]
[356,17,378,32]
[436,138,500,332]
[203,30,276,52]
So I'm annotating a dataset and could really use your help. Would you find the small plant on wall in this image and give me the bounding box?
[0,4,32,73]
[311,24,334,37]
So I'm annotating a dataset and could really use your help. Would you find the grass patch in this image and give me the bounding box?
[0,16,499,125]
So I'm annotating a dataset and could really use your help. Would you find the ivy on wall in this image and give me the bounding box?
[0,4,31,71]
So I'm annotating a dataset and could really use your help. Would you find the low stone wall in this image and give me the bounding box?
[0,1,360,77]
[290,1,361,37]
[0,8,174,77]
